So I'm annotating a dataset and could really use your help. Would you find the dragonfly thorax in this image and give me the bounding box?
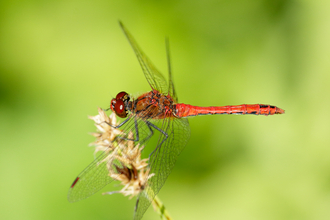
[110,91,131,118]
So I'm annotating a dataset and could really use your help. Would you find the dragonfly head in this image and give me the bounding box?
[110,92,130,118]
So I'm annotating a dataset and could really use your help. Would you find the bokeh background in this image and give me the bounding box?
[1,0,330,219]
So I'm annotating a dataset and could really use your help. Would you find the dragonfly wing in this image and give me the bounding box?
[165,38,178,102]
[68,113,154,203]
[119,21,168,94]
[133,117,191,220]
[67,151,115,202]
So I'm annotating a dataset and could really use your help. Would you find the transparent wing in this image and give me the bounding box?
[166,38,178,102]
[134,117,191,220]
[67,112,155,202]
[119,21,168,94]
[67,152,113,202]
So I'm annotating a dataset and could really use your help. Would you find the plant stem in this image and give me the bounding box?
[152,195,173,220]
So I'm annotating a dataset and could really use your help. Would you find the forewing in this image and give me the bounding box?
[119,21,168,94]
[67,151,114,202]
[68,112,155,203]
[133,117,191,220]
[165,38,178,102]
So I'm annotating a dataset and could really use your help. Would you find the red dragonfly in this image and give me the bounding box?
[68,22,285,219]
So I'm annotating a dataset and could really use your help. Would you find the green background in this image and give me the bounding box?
[1,0,330,219]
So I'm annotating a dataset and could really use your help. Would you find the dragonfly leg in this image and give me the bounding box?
[116,118,140,142]
[98,117,137,143]
[129,117,140,142]
[99,115,155,145]
[146,121,169,159]
[100,117,161,147]
[118,119,154,144]
[102,117,131,129]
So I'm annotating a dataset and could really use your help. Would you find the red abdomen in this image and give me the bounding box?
[175,104,285,118]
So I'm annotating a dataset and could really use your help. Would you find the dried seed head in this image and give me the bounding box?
[89,107,124,154]
[89,108,154,199]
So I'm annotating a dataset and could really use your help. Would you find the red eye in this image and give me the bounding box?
[114,99,127,118]
[110,99,116,112]
[110,92,130,118]
[116,92,129,102]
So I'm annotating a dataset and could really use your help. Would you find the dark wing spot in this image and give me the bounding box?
[71,177,80,188]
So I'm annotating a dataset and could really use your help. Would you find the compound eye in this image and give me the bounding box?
[116,92,130,102]
[114,100,127,118]
[110,99,116,112]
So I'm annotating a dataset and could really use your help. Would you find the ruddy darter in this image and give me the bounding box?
[68,22,285,220]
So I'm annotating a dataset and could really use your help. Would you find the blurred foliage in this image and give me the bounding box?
[1,0,330,220]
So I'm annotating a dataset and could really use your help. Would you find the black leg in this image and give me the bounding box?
[146,121,169,159]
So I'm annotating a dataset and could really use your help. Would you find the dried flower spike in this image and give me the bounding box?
[89,108,154,199]
[86,108,171,219]
[88,107,123,154]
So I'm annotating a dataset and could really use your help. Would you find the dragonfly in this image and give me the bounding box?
[68,21,285,220]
